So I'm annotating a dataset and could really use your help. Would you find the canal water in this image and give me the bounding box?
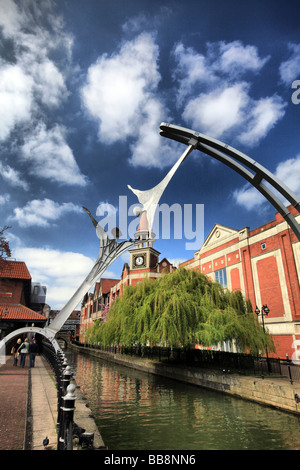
[66,350,300,450]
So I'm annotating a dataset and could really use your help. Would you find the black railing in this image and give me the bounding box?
[41,339,75,450]
[41,339,94,450]
[72,340,300,383]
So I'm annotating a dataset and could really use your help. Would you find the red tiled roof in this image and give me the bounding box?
[0,261,31,280]
[101,278,119,294]
[0,304,46,321]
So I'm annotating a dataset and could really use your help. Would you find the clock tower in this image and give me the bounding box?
[129,210,160,279]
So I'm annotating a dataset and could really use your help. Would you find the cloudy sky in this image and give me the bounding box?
[1,0,299,309]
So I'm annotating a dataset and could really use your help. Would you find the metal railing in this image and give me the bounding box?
[41,339,94,450]
[72,340,300,383]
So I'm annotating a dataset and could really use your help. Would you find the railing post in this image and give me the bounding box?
[286,354,293,385]
[259,353,264,379]
[61,384,77,450]
[62,366,72,393]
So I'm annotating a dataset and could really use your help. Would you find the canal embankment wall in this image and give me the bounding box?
[70,343,300,416]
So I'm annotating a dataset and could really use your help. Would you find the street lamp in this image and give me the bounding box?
[255,305,270,330]
[255,305,271,373]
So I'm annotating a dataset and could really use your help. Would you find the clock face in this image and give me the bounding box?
[135,255,144,266]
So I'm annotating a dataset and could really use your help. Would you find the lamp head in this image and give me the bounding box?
[263,305,270,315]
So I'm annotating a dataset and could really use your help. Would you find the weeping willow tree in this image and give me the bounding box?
[86,268,275,355]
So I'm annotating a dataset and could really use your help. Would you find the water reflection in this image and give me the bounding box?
[66,350,300,450]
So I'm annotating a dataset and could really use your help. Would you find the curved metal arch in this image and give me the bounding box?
[0,326,62,364]
[160,122,300,241]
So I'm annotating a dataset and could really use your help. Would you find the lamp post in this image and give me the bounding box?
[255,305,271,373]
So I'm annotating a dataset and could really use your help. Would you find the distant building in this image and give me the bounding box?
[0,260,47,340]
[181,206,300,359]
[31,282,47,312]
[80,278,119,340]
[49,309,81,341]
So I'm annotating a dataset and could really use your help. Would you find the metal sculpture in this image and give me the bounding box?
[0,142,193,362]
[0,209,136,362]
[128,141,197,237]
[160,122,300,241]
[46,207,135,336]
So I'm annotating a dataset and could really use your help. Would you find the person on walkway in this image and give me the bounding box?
[29,337,38,368]
[18,338,29,367]
[11,338,21,366]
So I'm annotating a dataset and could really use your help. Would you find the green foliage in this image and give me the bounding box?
[86,268,275,354]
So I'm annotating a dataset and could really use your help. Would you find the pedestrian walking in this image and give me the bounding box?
[29,337,38,368]
[11,338,21,366]
[18,338,29,367]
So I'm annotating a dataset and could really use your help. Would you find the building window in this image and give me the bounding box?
[261,243,266,250]
[215,268,227,288]
[33,285,39,295]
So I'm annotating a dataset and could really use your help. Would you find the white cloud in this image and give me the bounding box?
[183,83,250,138]
[233,155,300,210]
[0,64,33,141]
[173,40,269,106]
[11,198,83,227]
[173,40,284,147]
[237,95,286,147]
[168,258,186,268]
[14,246,95,309]
[0,161,29,190]
[279,43,300,85]
[275,155,300,196]
[81,33,161,142]
[20,123,88,186]
[81,32,176,168]
[182,82,286,147]
[172,42,216,105]
[30,58,69,108]
[0,0,72,133]
[129,98,179,168]
[0,194,10,205]
[233,185,265,211]
[0,0,81,185]
[216,40,270,76]
[0,0,24,37]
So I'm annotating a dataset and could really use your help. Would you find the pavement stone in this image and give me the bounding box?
[0,353,106,451]
[30,355,58,450]
[0,354,58,451]
[0,356,28,450]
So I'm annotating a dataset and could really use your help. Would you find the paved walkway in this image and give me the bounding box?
[30,355,58,450]
[0,353,106,451]
[0,354,57,450]
[0,356,29,450]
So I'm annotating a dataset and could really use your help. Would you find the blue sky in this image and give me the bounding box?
[0,0,299,309]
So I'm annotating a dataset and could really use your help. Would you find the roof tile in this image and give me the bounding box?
[0,304,46,321]
[0,261,31,280]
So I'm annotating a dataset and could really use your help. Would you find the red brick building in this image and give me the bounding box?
[80,278,119,340]
[181,206,300,359]
[0,260,47,340]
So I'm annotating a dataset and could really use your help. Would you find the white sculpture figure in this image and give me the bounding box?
[128,142,196,238]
